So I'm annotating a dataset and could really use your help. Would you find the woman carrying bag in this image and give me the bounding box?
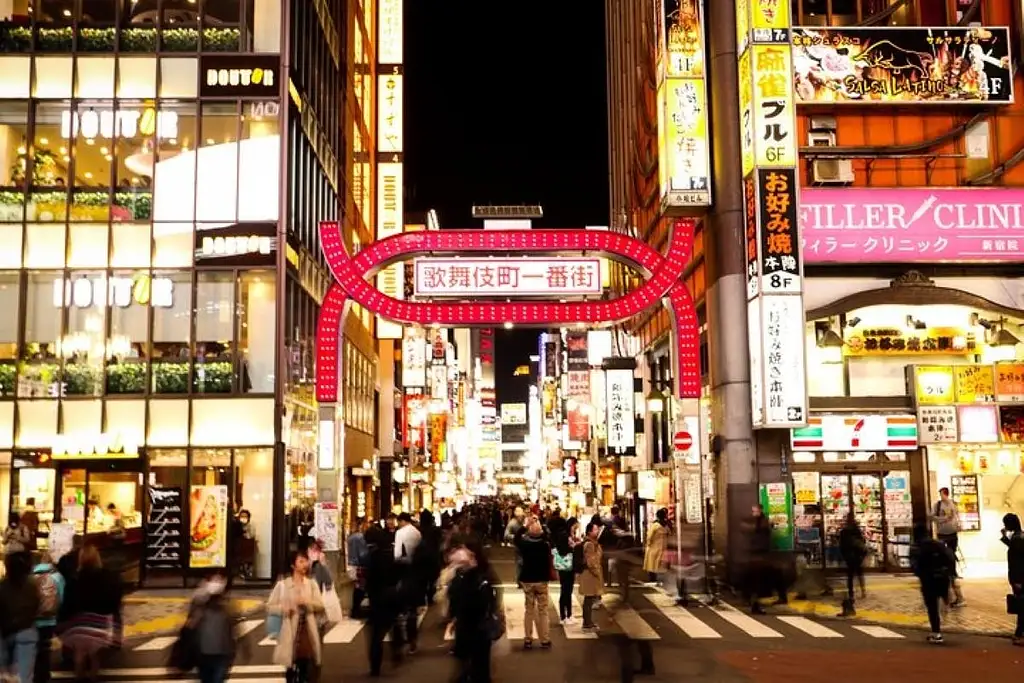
[267,551,325,683]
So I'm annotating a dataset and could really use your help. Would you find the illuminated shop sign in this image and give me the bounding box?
[792,26,1013,105]
[199,56,280,97]
[53,276,173,308]
[193,223,277,265]
[378,0,403,64]
[658,0,711,210]
[414,258,602,298]
[61,109,177,140]
[801,187,1024,263]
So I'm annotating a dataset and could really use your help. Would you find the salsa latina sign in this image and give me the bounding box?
[315,223,701,404]
[800,187,1024,263]
[792,26,1013,105]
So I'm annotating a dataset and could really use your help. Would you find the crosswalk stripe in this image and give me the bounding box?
[852,625,905,639]
[54,665,284,678]
[643,592,721,639]
[712,604,783,638]
[324,618,367,644]
[776,616,843,638]
[133,636,177,652]
[502,590,526,640]
[602,595,660,640]
[236,619,263,639]
[547,586,597,640]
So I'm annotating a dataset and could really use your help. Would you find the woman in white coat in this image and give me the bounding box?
[267,550,325,683]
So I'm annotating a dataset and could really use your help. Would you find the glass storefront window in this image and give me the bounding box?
[20,271,61,397]
[239,100,279,221]
[238,270,274,393]
[195,271,232,393]
[27,102,68,222]
[0,273,20,395]
[63,270,108,397]
[153,102,195,266]
[70,102,114,214]
[106,270,149,394]
[152,270,191,394]
[197,103,238,224]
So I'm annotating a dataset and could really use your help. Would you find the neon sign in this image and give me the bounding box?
[314,223,701,405]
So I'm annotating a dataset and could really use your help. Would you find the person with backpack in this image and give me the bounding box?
[910,524,957,644]
[837,513,867,617]
[33,552,65,683]
[552,518,578,624]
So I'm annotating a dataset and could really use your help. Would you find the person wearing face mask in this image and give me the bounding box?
[186,571,241,683]
[267,551,325,683]
[446,542,499,683]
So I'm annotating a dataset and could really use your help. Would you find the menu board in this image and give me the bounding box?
[189,485,228,568]
[950,474,981,532]
[146,487,183,567]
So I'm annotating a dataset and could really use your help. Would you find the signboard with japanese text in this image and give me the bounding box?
[955,365,995,403]
[911,365,955,405]
[659,0,712,210]
[377,73,403,153]
[413,258,602,298]
[750,44,797,168]
[501,403,527,425]
[737,0,806,429]
[756,168,801,293]
[375,162,404,339]
[377,0,403,64]
[800,188,1024,263]
[848,329,974,357]
[401,328,426,387]
[791,26,1013,105]
[605,368,635,450]
[917,405,958,444]
[995,363,1024,402]
[566,331,591,441]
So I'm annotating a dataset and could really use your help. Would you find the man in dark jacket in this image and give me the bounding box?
[364,525,403,675]
[515,520,552,648]
[910,524,957,644]
[1001,513,1024,644]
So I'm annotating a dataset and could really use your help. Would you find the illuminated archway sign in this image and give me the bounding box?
[315,221,701,404]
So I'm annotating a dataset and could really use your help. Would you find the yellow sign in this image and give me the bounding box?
[954,365,995,403]
[751,0,790,32]
[52,433,139,459]
[735,0,750,54]
[738,49,754,177]
[667,0,705,78]
[663,77,711,206]
[751,44,797,168]
[912,365,955,405]
[845,327,974,356]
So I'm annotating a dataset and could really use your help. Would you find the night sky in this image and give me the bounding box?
[404,3,610,405]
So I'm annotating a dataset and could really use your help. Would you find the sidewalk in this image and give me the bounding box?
[121,588,268,640]
[777,574,1015,637]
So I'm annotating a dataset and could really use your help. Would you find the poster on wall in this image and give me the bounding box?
[949,474,981,532]
[791,26,1013,105]
[313,502,339,552]
[146,487,183,568]
[189,485,228,568]
[758,482,794,552]
[49,522,76,564]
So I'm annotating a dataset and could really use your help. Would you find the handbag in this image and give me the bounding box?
[265,613,282,639]
[323,587,344,623]
[1007,593,1023,615]
[169,622,201,672]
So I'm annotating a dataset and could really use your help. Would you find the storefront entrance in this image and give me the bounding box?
[793,463,916,572]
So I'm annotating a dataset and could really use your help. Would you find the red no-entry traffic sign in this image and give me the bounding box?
[673,431,693,451]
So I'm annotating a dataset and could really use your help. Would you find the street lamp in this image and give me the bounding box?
[646,387,666,414]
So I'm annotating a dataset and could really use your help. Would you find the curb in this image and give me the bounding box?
[775,599,1012,639]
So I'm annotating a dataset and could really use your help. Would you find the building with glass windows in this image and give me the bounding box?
[0,0,380,584]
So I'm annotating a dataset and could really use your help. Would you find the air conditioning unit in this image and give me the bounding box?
[811,159,855,185]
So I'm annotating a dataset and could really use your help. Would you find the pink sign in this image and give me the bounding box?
[800,187,1024,263]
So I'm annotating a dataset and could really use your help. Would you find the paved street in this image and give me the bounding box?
[91,549,1023,682]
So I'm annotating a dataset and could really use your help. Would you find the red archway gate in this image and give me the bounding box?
[315,221,701,404]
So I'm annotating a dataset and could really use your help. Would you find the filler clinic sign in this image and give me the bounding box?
[800,187,1024,263]
[791,26,1013,105]
[375,0,404,340]
[657,0,712,210]
[413,258,602,297]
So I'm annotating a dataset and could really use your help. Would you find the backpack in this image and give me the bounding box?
[572,543,586,574]
[35,569,60,619]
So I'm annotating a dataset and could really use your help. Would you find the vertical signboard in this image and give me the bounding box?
[565,332,591,442]
[658,0,712,211]
[605,368,636,450]
[736,0,807,428]
[375,0,404,339]
[401,327,426,387]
